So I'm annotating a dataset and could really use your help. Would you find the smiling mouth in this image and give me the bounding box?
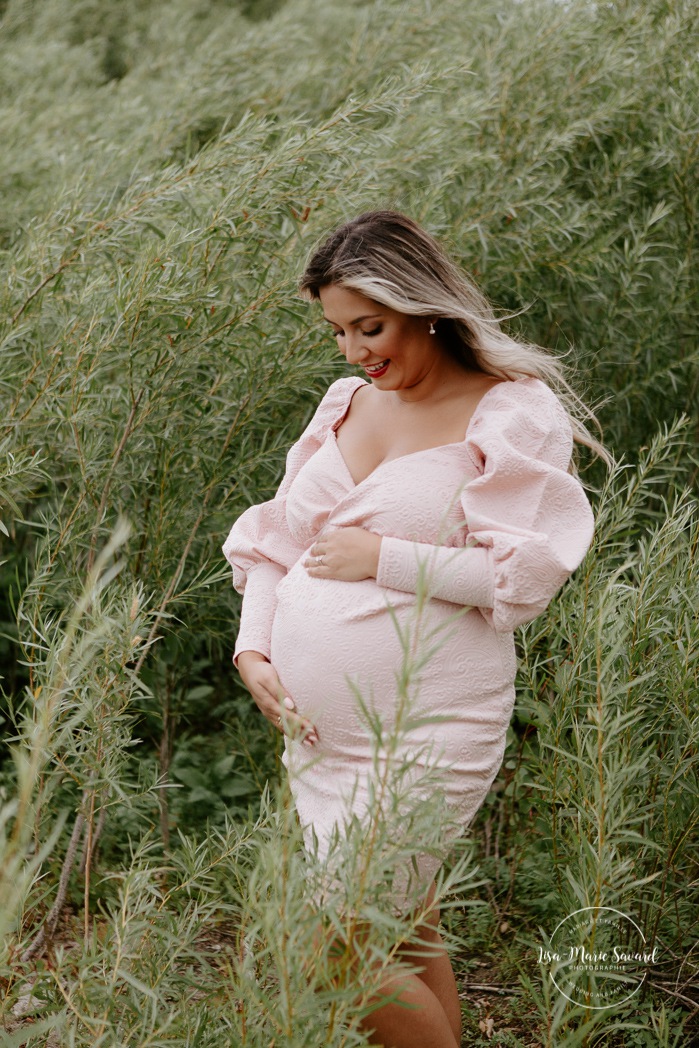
[365,359,390,374]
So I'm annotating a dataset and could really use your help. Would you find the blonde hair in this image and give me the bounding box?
[299,210,612,469]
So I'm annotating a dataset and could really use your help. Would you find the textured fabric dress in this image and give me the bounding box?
[222,375,594,905]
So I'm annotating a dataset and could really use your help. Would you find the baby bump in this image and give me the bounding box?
[270,561,415,747]
[270,561,511,752]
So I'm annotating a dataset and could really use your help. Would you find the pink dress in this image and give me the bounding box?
[222,375,594,905]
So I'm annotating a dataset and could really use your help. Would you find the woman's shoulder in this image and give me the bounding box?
[322,375,368,402]
[468,375,572,464]
[307,375,367,432]
[475,375,569,430]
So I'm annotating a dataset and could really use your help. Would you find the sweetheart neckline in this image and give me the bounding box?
[328,378,504,488]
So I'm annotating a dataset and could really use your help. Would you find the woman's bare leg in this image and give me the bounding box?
[395,880,462,1045]
[358,969,459,1048]
[357,881,461,1048]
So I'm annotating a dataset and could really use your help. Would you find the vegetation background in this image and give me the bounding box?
[0,0,697,1044]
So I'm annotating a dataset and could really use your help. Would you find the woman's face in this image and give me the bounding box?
[319,284,442,390]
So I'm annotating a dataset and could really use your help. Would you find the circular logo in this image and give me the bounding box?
[540,906,657,1009]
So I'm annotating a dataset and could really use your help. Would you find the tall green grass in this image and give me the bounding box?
[1,0,697,1043]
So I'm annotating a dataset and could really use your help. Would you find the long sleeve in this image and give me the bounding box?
[222,377,363,664]
[375,377,595,632]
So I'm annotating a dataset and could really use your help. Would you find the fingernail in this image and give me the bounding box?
[283,696,295,710]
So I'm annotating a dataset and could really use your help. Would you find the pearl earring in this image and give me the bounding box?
[429,320,436,335]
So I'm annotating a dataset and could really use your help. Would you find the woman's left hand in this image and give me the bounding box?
[304,527,382,582]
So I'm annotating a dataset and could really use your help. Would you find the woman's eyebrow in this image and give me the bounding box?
[322,313,383,325]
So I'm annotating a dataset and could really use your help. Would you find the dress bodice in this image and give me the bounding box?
[284,427,479,553]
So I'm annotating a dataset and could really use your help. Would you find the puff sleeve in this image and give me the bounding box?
[222,377,362,665]
[376,377,595,632]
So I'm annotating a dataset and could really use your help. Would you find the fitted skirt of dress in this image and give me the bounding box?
[270,557,517,912]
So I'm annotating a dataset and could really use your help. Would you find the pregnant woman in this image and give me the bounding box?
[222,210,603,1047]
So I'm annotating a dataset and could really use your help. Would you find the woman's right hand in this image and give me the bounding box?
[235,651,318,746]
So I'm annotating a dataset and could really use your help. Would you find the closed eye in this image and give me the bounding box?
[328,326,382,338]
